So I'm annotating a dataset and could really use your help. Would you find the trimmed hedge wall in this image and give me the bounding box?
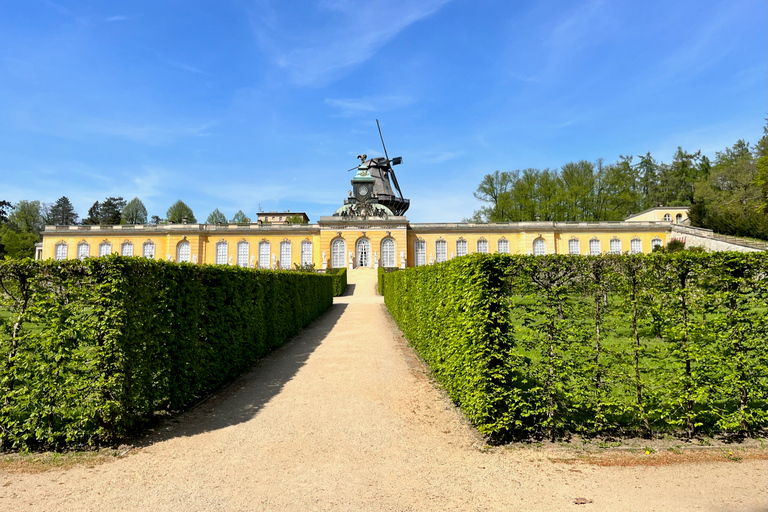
[377,266,399,296]
[383,252,768,441]
[325,267,348,296]
[0,256,333,449]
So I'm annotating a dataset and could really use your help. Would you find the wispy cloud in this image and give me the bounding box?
[166,60,209,75]
[325,95,414,116]
[104,15,130,23]
[251,0,451,86]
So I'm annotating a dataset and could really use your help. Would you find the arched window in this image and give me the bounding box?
[177,241,191,262]
[456,239,467,257]
[237,241,249,267]
[568,238,580,255]
[121,241,133,256]
[477,239,488,254]
[301,240,313,267]
[55,242,68,260]
[258,241,270,269]
[663,213,671,221]
[435,240,447,263]
[77,242,89,260]
[533,238,546,256]
[331,238,345,268]
[143,241,155,259]
[589,238,601,255]
[381,238,395,267]
[414,240,426,266]
[609,238,622,254]
[497,239,509,254]
[215,241,228,265]
[356,238,370,267]
[630,238,642,254]
[676,213,683,223]
[99,242,111,257]
[651,237,663,251]
[279,241,291,269]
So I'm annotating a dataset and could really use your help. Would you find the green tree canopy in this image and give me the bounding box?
[206,208,227,224]
[285,215,308,224]
[0,225,37,258]
[166,200,196,223]
[47,196,79,225]
[230,210,250,223]
[121,197,148,224]
[0,200,12,224]
[8,200,45,235]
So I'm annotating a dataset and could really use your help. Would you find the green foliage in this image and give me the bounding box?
[666,239,686,252]
[230,210,250,224]
[0,226,38,259]
[383,253,768,441]
[0,257,333,449]
[46,196,79,225]
[121,197,147,225]
[166,200,196,224]
[377,266,398,295]
[8,200,45,236]
[285,215,308,224]
[325,267,347,296]
[206,209,227,224]
[0,200,11,224]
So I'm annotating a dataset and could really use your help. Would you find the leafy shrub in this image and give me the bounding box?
[377,267,399,296]
[383,252,768,441]
[325,267,347,296]
[0,256,333,449]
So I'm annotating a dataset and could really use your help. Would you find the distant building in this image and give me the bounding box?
[257,211,310,225]
[624,206,690,225]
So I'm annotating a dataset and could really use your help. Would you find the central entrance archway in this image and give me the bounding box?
[356,238,370,268]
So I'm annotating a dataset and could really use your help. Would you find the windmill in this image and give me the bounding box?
[346,120,410,216]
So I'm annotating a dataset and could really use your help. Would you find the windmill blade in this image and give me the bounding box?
[389,168,404,199]
[376,119,390,162]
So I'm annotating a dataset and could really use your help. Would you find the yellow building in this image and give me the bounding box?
[40,164,694,267]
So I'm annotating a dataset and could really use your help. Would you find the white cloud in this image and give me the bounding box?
[325,95,414,116]
[251,0,450,86]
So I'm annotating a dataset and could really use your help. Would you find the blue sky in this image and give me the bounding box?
[1,0,765,223]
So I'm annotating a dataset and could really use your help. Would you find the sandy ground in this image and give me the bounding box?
[1,268,766,511]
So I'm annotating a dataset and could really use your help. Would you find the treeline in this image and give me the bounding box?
[470,127,768,240]
[0,195,297,259]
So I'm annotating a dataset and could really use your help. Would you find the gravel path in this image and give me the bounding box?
[2,268,766,511]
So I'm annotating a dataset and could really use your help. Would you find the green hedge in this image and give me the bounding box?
[383,253,768,441]
[325,267,347,296]
[377,266,399,296]
[0,256,333,449]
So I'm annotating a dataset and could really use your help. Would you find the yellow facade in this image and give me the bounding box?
[625,206,690,224]
[42,217,674,268]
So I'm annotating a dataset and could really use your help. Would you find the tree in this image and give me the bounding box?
[8,200,45,235]
[82,201,102,225]
[121,197,147,224]
[230,210,250,223]
[0,200,12,224]
[206,208,227,224]
[166,200,196,223]
[285,215,307,224]
[100,197,125,224]
[47,196,79,225]
[150,215,163,225]
[0,225,37,259]
[472,170,513,222]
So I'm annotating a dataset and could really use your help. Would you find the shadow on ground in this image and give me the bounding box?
[136,302,348,445]
[342,283,356,296]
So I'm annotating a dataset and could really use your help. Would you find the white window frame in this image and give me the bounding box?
[651,237,663,251]
[381,238,395,267]
[435,240,447,263]
[630,238,642,254]
[675,213,683,223]
[663,213,671,221]
[497,239,509,254]
[215,241,228,265]
[77,242,89,260]
[177,241,191,263]
[331,238,345,268]
[55,243,68,261]
[477,239,488,254]
[415,240,426,266]
[99,242,111,257]
[456,240,467,257]
[237,241,249,267]
[143,241,155,259]
[533,238,545,256]
[568,238,580,255]
[609,239,622,254]
[258,241,270,269]
[280,241,291,269]
[301,240,313,267]
[589,239,601,256]
[121,242,133,257]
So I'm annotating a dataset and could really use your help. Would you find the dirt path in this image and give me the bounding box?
[1,268,766,511]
